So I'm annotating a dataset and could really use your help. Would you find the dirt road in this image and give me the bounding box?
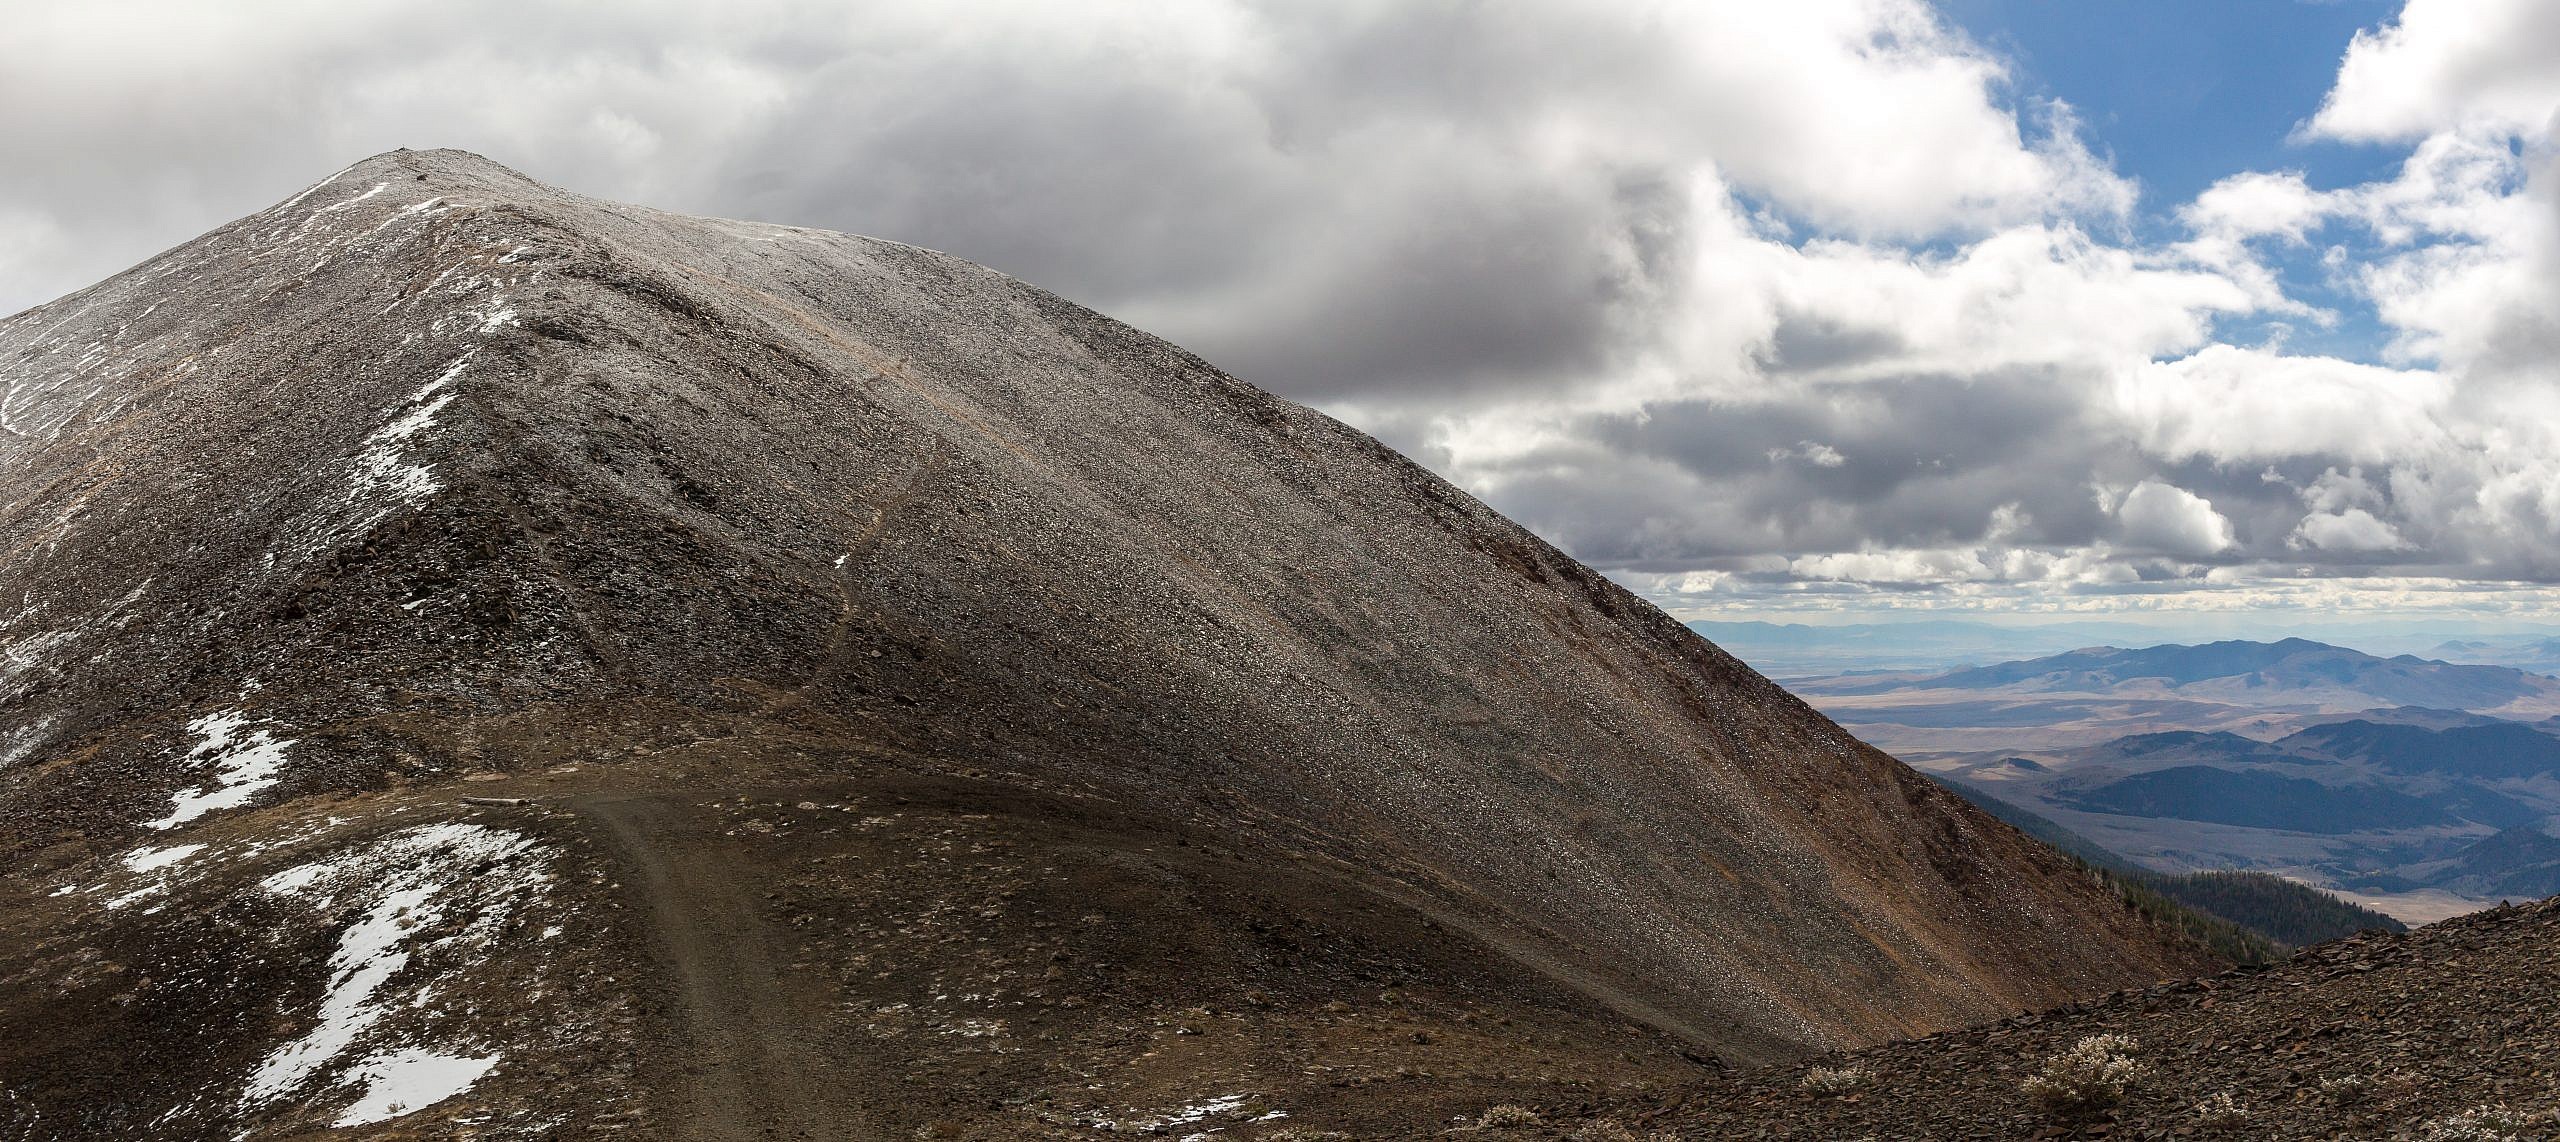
[572,792,873,1141]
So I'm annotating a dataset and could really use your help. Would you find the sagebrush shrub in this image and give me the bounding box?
[2019,1034,2144,1118]
[1469,1104,1543,1129]
[2410,1105,2552,1142]
[2193,1091,2249,1130]
[1570,1122,1675,1142]
[1801,1065,1873,1096]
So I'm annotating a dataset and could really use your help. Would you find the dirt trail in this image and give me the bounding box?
[760,447,946,722]
[571,792,872,1141]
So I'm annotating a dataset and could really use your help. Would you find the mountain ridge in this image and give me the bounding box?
[0,149,2214,1140]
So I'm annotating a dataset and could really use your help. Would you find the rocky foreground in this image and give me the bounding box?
[1491,896,2559,1140]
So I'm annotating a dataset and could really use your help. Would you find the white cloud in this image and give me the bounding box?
[1596,3,2137,237]
[2116,480,2234,556]
[2307,0,2560,143]
[2114,345,2451,466]
[2180,170,2333,243]
[2292,508,2407,553]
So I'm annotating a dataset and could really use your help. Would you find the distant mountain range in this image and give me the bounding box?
[1685,619,2171,675]
[1931,708,2560,919]
[1759,636,2560,922]
[1805,638,2560,713]
[1688,619,2560,679]
[2430,635,2560,675]
[1779,637,2560,760]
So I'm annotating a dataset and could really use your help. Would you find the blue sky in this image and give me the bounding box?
[1943,1,2406,206]
[1943,0,2409,362]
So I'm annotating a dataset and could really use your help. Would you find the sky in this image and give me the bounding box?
[4,0,2559,636]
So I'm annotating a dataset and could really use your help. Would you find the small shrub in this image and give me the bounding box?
[1467,1104,1544,1130]
[2320,1074,2371,1103]
[2193,1092,2250,1130]
[1800,1065,1874,1096]
[2019,1034,2144,1119]
[1570,1122,1675,1142]
[2410,1105,2552,1142]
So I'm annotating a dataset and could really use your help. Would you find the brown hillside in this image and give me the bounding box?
[0,149,2210,1140]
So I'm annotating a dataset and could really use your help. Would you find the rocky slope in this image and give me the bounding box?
[1647,896,2560,1140]
[0,150,2212,1140]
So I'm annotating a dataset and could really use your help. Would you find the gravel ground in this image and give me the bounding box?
[1625,896,2560,1140]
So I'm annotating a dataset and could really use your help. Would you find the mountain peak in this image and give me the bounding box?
[2,155,2216,1137]
[310,146,541,191]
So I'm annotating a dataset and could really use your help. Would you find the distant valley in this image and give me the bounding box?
[1701,627,2560,924]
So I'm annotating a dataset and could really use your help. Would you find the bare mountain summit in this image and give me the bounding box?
[0,150,2210,1140]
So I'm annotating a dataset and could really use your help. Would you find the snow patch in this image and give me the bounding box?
[366,197,450,237]
[123,843,206,874]
[147,711,293,829]
[1165,1094,1252,1126]
[244,883,439,1101]
[270,162,360,214]
[320,352,473,547]
[1083,1093,1263,1134]
[241,823,549,1126]
[0,714,57,769]
[332,1048,500,1127]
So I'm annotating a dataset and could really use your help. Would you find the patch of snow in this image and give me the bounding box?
[0,714,57,769]
[331,1047,499,1126]
[365,197,449,237]
[245,882,440,1098]
[269,162,361,214]
[1165,1094,1252,1126]
[147,711,293,829]
[286,183,390,241]
[1093,1093,1260,1134]
[317,353,473,548]
[123,843,206,874]
[241,823,547,1121]
[103,885,161,911]
[260,862,326,896]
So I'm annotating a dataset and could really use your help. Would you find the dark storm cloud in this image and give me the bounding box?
[1562,372,2126,556]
